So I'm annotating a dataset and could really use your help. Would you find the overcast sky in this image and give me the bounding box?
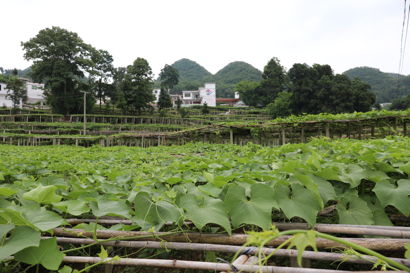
[2,0,409,78]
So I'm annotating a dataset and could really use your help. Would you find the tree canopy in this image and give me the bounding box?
[21,26,99,115]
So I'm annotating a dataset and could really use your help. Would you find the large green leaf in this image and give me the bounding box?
[180,194,231,235]
[290,175,324,209]
[52,200,90,216]
[0,226,40,262]
[22,184,62,204]
[224,184,276,230]
[336,196,374,225]
[134,191,182,227]
[90,199,131,219]
[14,237,65,270]
[339,164,368,188]
[19,205,66,231]
[0,224,14,242]
[273,184,322,227]
[372,179,410,216]
[374,162,403,174]
[307,174,337,205]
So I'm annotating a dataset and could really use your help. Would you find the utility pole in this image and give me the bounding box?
[80,91,89,135]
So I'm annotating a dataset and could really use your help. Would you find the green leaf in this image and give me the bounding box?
[14,237,65,270]
[134,191,182,226]
[0,224,14,242]
[290,175,324,209]
[274,184,322,227]
[372,179,410,216]
[0,187,18,197]
[52,200,90,216]
[166,176,182,185]
[19,205,66,231]
[23,184,62,204]
[339,164,368,188]
[336,196,374,225]
[180,194,231,235]
[287,230,318,267]
[224,184,276,230]
[198,183,222,198]
[203,171,214,184]
[98,245,108,261]
[374,162,403,174]
[405,242,410,260]
[90,199,131,219]
[0,226,40,262]
[59,265,73,273]
[307,174,337,205]
[314,168,341,181]
[37,176,67,189]
[306,152,322,171]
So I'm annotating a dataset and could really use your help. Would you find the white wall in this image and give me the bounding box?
[0,81,44,108]
[200,82,216,106]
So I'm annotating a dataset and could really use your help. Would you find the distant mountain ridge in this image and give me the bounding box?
[165,58,262,98]
[343,66,410,103]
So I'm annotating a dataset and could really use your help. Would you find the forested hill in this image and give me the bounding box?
[167,59,262,98]
[343,66,410,103]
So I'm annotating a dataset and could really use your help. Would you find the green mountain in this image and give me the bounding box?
[343,66,410,103]
[166,59,262,98]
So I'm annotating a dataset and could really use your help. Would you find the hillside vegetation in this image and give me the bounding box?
[156,58,262,98]
[343,66,410,103]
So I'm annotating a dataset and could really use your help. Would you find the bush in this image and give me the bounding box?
[179,107,190,118]
[159,109,167,117]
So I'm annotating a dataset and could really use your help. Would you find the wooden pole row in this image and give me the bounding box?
[43,237,410,267]
[36,256,403,273]
[52,229,410,251]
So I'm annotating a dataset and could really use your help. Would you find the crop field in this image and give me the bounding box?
[1,135,410,272]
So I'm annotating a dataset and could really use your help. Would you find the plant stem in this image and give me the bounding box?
[62,231,184,254]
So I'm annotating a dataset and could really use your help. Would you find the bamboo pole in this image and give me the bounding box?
[51,229,410,251]
[274,223,410,238]
[54,256,361,273]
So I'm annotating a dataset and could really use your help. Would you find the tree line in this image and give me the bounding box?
[15,26,179,115]
[234,58,376,118]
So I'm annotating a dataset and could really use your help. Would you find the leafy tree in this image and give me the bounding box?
[179,107,190,118]
[159,109,167,117]
[116,91,127,115]
[234,80,263,107]
[351,77,376,112]
[201,102,210,116]
[6,77,27,108]
[288,63,319,115]
[261,57,287,102]
[89,49,114,111]
[159,64,179,92]
[123,58,155,114]
[112,67,127,112]
[316,74,354,114]
[266,92,293,119]
[21,26,100,115]
[157,86,172,111]
[184,82,201,90]
[176,96,182,111]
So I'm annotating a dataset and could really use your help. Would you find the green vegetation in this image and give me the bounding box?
[1,136,410,270]
[343,66,410,103]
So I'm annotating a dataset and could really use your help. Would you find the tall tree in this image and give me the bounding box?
[112,67,127,113]
[21,26,100,115]
[159,64,179,92]
[123,58,155,114]
[260,57,287,102]
[288,63,318,115]
[89,49,114,111]
[234,80,263,107]
[6,77,27,108]
[157,86,172,110]
[351,77,376,112]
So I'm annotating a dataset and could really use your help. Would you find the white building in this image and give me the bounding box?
[0,78,44,108]
[153,83,216,107]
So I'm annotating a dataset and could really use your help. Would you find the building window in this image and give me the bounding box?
[194,95,199,99]
[184,93,191,98]
[32,86,38,90]
[154,90,157,94]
